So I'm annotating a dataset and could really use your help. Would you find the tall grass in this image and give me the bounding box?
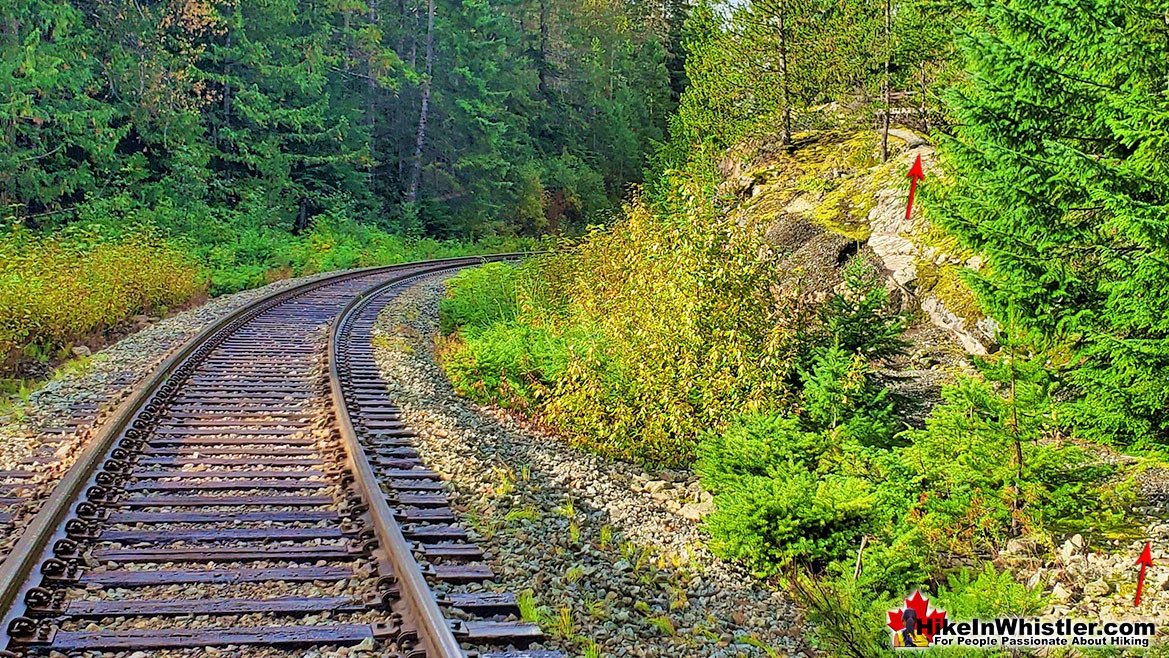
[1,211,537,381]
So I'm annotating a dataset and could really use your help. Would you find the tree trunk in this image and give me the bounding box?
[919,61,929,133]
[367,0,379,185]
[881,0,891,162]
[405,0,434,204]
[538,0,550,97]
[216,27,233,149]
[777,1,791,147]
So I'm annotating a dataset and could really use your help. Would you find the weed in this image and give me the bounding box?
[554,606,574,640]
[647,614,675,636]
[564,565,585,584]
[569,520,581,544]
[598,525,613,550]
[517,590,549,626]
[556,497,575,518]
[582,640,603,658]
[736,634,780,658]
[492,468,515,497]
[504,507,539,523]
[585,597,609,620]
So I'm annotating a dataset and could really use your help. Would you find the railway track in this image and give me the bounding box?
[0,258,561,658]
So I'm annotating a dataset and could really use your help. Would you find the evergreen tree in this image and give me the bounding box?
[1,0,120,223]
[937,0,1169,445]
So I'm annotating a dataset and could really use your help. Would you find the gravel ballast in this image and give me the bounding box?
[370,275,801,658]
[0,273,338,554]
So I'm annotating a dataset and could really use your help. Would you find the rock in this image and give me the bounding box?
[868,234,918,286]
[1005,538,1037,556]
[71,345,92,358]
[920,296,994,355]
[1083,579,1112,598]
[678,501,714,522]
[1059,534,1086,562]
[644,480,669,494]
[1051,583,1073,602]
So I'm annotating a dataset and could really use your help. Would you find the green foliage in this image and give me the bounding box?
[789,569,902,658]
[440,321,573,411]
[439,263,522,337]
[808,260,909,362]
[935,0,1169,446]
[792,564,1044,658]
[800,348,897,449]
[899,350,1129,557]
[664,0,962,170]
[698,414,878,573]
[0,226,204,372]
[937,564,1046,620]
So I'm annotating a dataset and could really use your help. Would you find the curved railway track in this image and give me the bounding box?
[0,258,561,658]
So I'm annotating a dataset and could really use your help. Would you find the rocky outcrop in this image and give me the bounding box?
[724,129,998,357]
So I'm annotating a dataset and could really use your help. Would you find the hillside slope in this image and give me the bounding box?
[719,129,996,359]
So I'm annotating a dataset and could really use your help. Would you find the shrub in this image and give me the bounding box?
[896,355,1124,557]
[440,321,572,411]
[439,263,522,337]
[800,347,898,449]
[937,564,1046,620]
[791,564,1044,658]
[0,226,205,374]
[706,464,877,574]
[789,569,903,658]
[697,414,878,573]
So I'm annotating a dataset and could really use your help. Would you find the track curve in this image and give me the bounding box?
[0,258,559,658]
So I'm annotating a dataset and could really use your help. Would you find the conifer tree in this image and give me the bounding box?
[1,0,119,222]
[938,0,1169,445]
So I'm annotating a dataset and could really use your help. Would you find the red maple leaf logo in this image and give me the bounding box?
[887,590,947,643]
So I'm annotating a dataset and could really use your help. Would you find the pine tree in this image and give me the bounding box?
[197,0,368,229]
[0,0,121,223]
[937,0,1169,445]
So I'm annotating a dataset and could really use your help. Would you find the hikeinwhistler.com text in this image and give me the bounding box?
[928,618,1157,648]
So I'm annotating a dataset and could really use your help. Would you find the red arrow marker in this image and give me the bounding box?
[1135,542,1153,606]
[906,154,925,220]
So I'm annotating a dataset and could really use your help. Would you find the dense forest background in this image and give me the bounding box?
[1,0,685,372]
[4,0,684,240]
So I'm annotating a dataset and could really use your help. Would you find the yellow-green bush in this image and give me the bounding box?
[0,228,205,372]
[440,163,803,466]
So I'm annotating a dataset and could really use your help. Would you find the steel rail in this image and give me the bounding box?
[327,262,499,658]
[0,253,524,647]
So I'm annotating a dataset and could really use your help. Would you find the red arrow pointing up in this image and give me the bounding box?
[1135,542,1154,606]
[906,154,925,220]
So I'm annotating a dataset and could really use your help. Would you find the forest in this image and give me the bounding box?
[1,0,681,377]
[6,0,1169,655]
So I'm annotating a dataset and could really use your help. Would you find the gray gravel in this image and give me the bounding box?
[0,272,336,468]
[0,273,338,554]
[370,276,802,658]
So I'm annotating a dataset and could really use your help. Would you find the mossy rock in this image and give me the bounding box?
[914,259,983,328]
